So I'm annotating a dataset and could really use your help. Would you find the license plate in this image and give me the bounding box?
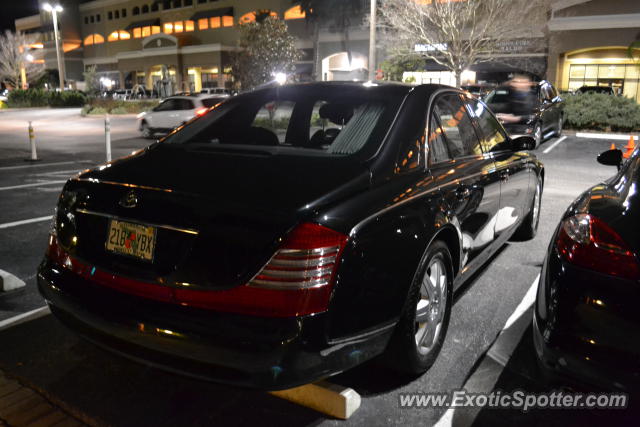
[105,219,156,261]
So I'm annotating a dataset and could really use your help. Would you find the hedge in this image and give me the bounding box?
[7,89,87,108]
[81,99,159,115]
[563,93,640,132]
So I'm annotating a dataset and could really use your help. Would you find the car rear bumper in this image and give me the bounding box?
[38,258,392,390]
[533,243,640,393]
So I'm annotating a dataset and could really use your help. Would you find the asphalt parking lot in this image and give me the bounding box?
[0,108,636,426]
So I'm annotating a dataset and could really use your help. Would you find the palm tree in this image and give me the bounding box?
[297,0,363,80]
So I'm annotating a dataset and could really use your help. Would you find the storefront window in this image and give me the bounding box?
[568,64,640,101]
[185,20,194,32]
[210,17,220,28]
[164,23,173,34]
[198,18,209,30]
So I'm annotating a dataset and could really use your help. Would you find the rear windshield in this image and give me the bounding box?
[163,85,406,157]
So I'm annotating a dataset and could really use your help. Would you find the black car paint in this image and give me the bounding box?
[39,82,543,389]
[534,147,640,392]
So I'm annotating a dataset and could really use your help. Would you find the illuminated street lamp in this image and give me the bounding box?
[43,3,65,90]
[368,0,377,81]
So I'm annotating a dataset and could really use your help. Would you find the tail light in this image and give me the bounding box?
[556,214,640,280]
[47,223,349,318]
[174,223,349,317]
[194,107,208,116]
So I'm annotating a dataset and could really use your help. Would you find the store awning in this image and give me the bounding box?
[125,18,161,30]
[190,7,234,21]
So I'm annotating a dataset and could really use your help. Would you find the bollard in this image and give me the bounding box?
[26,121,39,162]
[105,114,112,162]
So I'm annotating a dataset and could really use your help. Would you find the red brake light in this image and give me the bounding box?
[195,107,208,116]
[175,223,349,316]
[556,214,640,280]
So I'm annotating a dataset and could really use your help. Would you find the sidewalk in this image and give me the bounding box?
[0,370,87,426]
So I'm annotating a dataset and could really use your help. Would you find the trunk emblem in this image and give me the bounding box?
[119,190,139,208]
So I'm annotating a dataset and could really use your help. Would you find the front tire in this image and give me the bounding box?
[140,121,153,139]
[382,241,453,375]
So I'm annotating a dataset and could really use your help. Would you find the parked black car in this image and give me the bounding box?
[534,145,640,392]
[38,82,543,390]
[484,80,564,148]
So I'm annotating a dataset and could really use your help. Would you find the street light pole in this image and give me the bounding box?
[43,3,65,90]
[368,0,377,81]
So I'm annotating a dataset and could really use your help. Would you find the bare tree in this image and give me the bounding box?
[0,30,45,89]
[377,0,548,86]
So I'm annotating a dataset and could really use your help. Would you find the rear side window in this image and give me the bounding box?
[251,101,295,144]
[432,94,481,158]
[428,114,450,164]
[178,99,195,110]
[468,99,509,153]
[201,97,225,108]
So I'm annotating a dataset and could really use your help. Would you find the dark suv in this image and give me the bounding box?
[484,80,564,148]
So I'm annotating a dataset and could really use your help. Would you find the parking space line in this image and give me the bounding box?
[0,307,50,332]
[0,216,53,230]
[434,274,540,427]
[0,181,66,191]
[542,136,567,154]
[0,161,91,172]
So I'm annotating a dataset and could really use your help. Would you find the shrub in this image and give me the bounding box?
[84,98,159,114]
[7,89,86,108]
[564,93,640,132]
[87,107,108,115]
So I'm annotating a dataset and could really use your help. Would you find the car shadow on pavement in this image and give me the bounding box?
[0,316,324,427]
[465,326,640,427]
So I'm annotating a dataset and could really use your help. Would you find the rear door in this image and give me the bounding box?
[429,92,501,269]
[468,97,531,239]
[148,99,178,129]
[174,99,196,126]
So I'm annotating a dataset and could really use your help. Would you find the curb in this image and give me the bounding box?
[0,271,25,292]
[574,132,638,141]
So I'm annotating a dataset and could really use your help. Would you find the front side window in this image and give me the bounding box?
[163,86,404,158]
[468,99,509,153]
[432,93,481,158]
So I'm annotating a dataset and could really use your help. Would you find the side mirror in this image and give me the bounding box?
[512,136,536,151]
[597,149,623,169]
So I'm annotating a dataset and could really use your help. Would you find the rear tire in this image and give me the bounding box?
[513,178,542,241]
[533,123,543,149]
[555,115,563,137]
[382,241,453,375]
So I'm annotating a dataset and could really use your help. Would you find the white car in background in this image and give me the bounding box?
[137,95,227,138]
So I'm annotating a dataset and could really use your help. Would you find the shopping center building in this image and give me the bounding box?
[12,0,640,99]
[548,0,640,101]
[14,0,372,92]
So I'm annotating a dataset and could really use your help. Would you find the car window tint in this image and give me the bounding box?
[251,101,295,143]
[178,99,194,110]
[156,99,177,111]
[428,113,450,164]
[433,94,481,158]
[468,99,509,153]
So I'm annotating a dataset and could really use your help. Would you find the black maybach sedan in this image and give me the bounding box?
[39,82,544,390]
[534,145,640,393]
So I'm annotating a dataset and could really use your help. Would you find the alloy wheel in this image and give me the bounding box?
[415,255,448,355]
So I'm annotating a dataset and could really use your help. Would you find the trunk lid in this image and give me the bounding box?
[66,145,369,290]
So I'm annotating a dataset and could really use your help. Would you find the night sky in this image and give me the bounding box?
[0,1,41,32]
